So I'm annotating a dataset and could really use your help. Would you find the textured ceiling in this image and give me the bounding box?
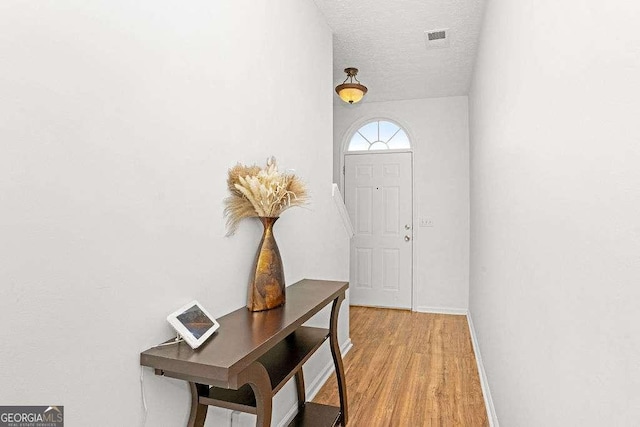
[314,0,486,103]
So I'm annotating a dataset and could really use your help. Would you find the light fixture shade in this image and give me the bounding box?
[335,67,368,104]
[336,83,368,104]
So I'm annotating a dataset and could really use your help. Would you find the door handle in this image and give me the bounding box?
[404,235,411,242]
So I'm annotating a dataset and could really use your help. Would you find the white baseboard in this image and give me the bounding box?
[306,339,353,401]
[277,338,353,427]
[414,306,468,315]
[466,312,499,427]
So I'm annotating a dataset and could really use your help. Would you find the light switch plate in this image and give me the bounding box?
[420,217,434,227]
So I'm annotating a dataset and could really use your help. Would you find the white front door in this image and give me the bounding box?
[345,152,413,309]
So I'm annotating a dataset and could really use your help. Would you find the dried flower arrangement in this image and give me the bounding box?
[224,157,307,235]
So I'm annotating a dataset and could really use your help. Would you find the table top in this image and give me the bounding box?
[140,279,348,387]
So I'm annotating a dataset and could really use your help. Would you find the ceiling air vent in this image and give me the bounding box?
[424,28,450,49]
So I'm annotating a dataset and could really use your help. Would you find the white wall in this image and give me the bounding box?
[0,1,349,426]
[469,0,640,425]
[334,97,470,312]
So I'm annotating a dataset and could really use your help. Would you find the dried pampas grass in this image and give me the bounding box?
[224,157,307,235]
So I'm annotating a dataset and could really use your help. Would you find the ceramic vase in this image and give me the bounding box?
[247,217,285,311]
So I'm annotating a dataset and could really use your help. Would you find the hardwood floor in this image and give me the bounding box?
[313,306,488,427]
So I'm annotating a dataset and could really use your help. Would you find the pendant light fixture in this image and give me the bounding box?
[335,67,368,104]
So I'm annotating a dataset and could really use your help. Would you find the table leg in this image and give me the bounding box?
[329,294,348,425]
[187,382,209,427]
[237,361,273,427]
[294,369,306,409]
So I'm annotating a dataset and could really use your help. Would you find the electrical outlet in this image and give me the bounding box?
[420,217,434,227]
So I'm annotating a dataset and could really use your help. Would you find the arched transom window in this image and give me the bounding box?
[347,120,411,151]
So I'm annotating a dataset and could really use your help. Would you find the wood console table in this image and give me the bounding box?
[140,279,349,427]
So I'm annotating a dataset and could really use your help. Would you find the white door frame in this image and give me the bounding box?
[340,116,418,312]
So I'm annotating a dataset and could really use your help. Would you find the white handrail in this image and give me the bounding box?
[332,183,354,238]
